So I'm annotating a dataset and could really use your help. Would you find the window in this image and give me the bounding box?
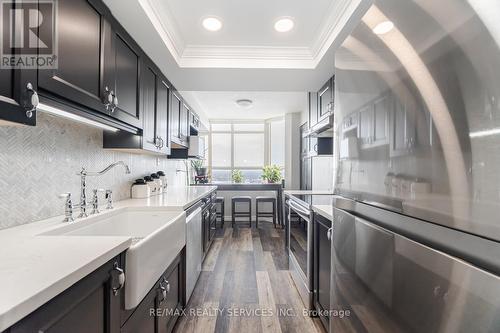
[209,122,266,183]
[234,133,264,167]
[211,133,231,167]
[270,119,285,167]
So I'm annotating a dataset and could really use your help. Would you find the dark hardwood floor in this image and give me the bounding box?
[174,221,325,333]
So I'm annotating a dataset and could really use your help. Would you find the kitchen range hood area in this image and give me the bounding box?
[1,0,500,333]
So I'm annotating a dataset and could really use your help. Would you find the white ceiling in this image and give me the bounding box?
[159,0,333,47]
[180,91,308,120]
[143,0,353,69]
[102,0,371,121]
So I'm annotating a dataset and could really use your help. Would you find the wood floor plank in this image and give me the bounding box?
[256,271,282,333]
[202,239,222,271]
[174,223,326,333]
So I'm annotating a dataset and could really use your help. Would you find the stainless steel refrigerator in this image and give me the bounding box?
[331,0,500,331]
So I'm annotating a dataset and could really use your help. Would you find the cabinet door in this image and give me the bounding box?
[0,1,37,126]
[157,262,182,333]
[358,105,374,146]
[313,214,332,330]
[318,78,333,121]
[37,0,109,114]
[309,92,318,128]
[373,96,389,146]
[390,95,416,156]
[107,27,141,128]
[170,92,181,144]
[300,123,309,157]
[180,103,190,146]
[141,64,158,152]
[10,256,123,333]
[121,286,156,333]
[157,79,171,154]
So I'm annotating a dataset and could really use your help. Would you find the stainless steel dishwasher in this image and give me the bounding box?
[185,201,203,303]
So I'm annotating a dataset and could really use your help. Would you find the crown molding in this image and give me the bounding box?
[140,0,368,69]
[138,0,184,63]
[180,45,314,68]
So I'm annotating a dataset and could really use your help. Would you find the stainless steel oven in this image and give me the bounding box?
[286,193,334,309]
[288,196,313,309]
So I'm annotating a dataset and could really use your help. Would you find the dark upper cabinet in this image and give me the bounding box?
[8,255,124,333]
[308,76,334,130]
[156,78,171,155]
[309,92,318,129]
[180,103,189,143]
[37,0,110,115]
[105,24,142,128]
[169,91,183,147]
[103,60,170,155]
[141,64,158,152]
[318,77,334,121]
[189,112,200,133]
[0,2,37,126]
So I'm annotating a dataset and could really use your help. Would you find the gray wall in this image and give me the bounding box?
[0,113,189,230]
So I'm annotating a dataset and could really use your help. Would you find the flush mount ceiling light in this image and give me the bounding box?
[274,17,294,32]
[235,99,253,108]
[372,20,394,35]
[202,17,222,32]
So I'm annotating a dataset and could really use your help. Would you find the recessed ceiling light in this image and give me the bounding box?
[235,99,253,108]
[274,17,294,33]
[372,20,394,35]
[202,17,222,32]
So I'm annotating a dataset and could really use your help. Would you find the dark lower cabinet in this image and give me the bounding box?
[313,213,332,330]
[8,255,125,333]
[121,252,184,333]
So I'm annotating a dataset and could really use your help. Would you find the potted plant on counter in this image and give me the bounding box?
[261,165,282,183]
[191,159,207,177]
[232,169,244,183]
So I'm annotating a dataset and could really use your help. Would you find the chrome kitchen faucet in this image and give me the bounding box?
[77,161,131,218]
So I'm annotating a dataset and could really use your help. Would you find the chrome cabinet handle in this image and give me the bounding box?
[26,83,38,118]
[158,277,169,304]
[104,86,114,111]
[327,227,333,241]
[110,262,125,296]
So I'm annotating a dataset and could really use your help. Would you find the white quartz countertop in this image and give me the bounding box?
[312,205,333,220]
[0,185,216,331]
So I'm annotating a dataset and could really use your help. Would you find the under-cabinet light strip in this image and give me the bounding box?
[37,103,119,132]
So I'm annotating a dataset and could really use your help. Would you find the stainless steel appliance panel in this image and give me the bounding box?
[334,0,500,241]
[330,206,500,332]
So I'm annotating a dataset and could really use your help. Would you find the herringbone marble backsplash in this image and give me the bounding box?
[0,113,189,230]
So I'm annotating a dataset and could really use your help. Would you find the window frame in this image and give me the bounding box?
[209,120,269,182]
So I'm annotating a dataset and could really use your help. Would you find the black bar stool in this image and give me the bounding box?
[231,196,252,228]
[255,196,277,228]
[215,197,225,228]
